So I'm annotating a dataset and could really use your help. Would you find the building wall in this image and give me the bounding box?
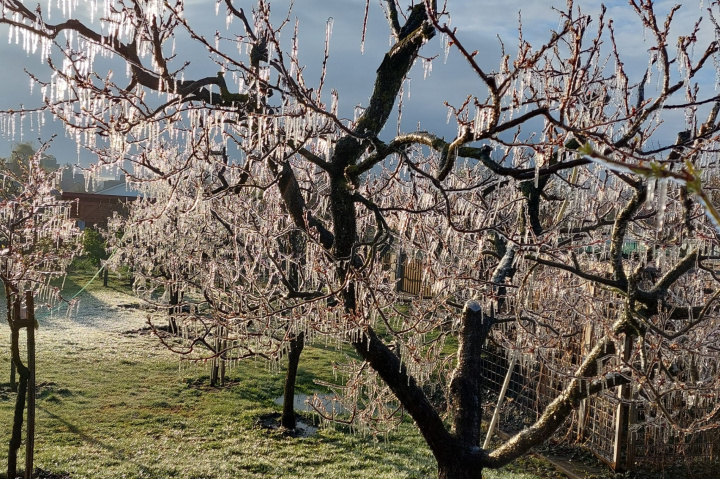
[61,192,133,228]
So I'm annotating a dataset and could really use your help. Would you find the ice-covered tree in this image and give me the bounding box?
[106,145,317,428]
[0,140,81,478]
[4,1,720,477]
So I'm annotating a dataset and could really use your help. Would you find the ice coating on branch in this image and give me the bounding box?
[2,0,720,443]
[0,146,82,309]
[655,178,668,231]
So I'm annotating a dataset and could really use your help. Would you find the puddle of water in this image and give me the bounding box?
[274,392,347,415]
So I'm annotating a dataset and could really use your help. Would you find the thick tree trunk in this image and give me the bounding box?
[434,302,494,479]
[210,326,223,387]
[168,287,180,335]
[448,301,492,447]
[7,297,17,393]
[281,332,305,430]
[8,297,29,479]
[210,361,219,386]
[437,460,484,479]
[8,369,27,479]
[323,5,451,474]
[352,326,456,462]
[168,316,179,336]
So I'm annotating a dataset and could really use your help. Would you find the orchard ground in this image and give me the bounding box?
[0,271,565,479]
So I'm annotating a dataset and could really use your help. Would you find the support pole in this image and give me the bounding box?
[25,291,36,479]
[612,334,633,471]
[483,353,517,449]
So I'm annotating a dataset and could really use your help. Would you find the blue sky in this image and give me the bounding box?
[0,0,714,166]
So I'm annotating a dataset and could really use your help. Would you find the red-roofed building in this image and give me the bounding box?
[61,182,140,229]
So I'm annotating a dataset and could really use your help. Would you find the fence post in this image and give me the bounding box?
[483,353,517,449]
[627,396,636,468]
[577,323,595,441]
[25,291,35,479]
[612,334,633,471]
[396,252,406,293]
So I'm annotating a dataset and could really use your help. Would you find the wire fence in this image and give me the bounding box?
[479,340,720,471]
[383,250,720,470]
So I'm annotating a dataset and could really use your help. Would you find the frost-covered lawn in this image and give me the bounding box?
[0,274,562,479]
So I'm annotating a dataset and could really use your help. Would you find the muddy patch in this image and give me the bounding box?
[255,411,318,438]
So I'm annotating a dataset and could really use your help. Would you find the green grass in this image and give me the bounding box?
[0,340,438,478]
[0,269,563,478]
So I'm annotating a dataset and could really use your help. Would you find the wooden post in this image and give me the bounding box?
[577,398,587,441]
[483,353,517,449]
[7,296,22,479]
[210,327,221,386]
[612,334,633,471]
[25,291,35,479]
[577,323,595,441]
[395,252,406,293]
[219,328,226,386]
[626,391,636,468]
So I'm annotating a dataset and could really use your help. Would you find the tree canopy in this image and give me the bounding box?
[4,1,720,477]
[0,139,81,477]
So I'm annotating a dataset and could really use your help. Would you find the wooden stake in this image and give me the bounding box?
[25,291,36,479]
[612,334,633,471]
[483,353,517,449]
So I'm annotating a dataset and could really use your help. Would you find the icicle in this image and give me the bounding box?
[442,33,451,63]
[646,177,656,207]
[655,179,668,231]
[423,58,432,79]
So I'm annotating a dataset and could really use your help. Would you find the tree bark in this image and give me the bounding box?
[328,3,456,472]
[210,325,223,387]
[352,327,456,462]
[168,287,180,335]
[448,301,493,446]
[7,293,17,393]
[8,367,27,479]
[281,332,305,430]
[8,298,29,479]
[437,460,484,479]
[435,301,494,479]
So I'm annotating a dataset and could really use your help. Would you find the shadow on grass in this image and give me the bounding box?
[39,406,127,461]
